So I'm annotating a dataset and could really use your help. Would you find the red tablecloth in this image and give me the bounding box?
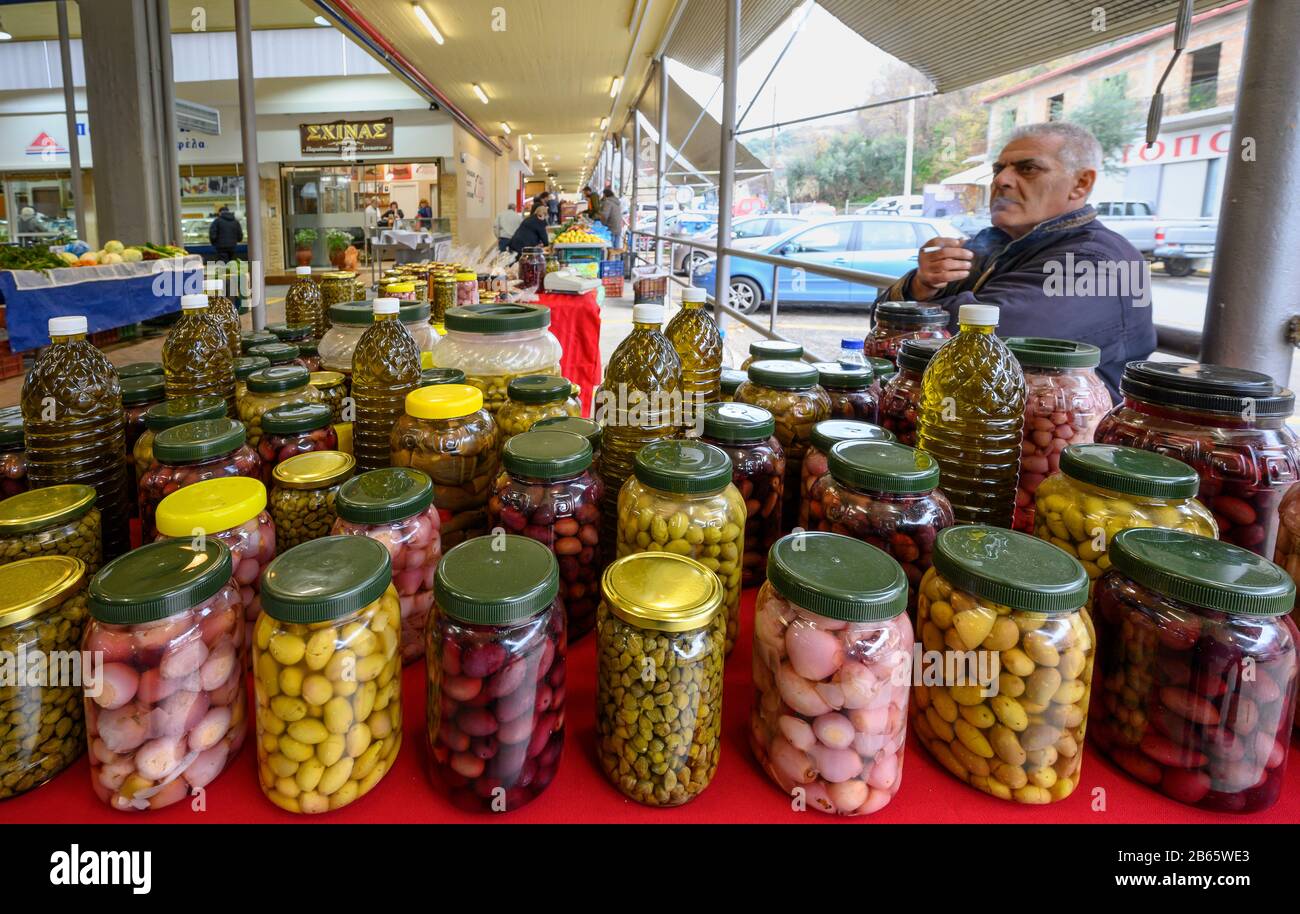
[537,290,602,416]
[4,587,1298,824]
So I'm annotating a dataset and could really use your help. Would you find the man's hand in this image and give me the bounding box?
[910,237,973,300]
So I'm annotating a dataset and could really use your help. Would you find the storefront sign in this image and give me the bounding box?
[1120,123,1232,166]
[299,118,394,155]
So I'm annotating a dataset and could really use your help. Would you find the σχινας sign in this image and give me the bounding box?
[299,118,394,155]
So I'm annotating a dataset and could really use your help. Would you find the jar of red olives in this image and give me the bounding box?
[256,402,338,483]
[249,342,308,372]
[0,406,29,499]
[1095,362,1300,557]
[533,415,602,470]
[701,402,784,587]
[1091,527,1298,812]
[813,362,878,423]
[878,339,941,447]
[798,419,893,530]
[296,339,322,373]
[122,376,167,520]
[739,339,802,371]
[865,301,950,364]
[428,534,565,812]
[134,396,230,493]
[139,418,263,543]
[1006,338,1113,532]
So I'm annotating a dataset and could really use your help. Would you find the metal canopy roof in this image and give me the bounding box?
[661,0,803,77]
[635,72,768,186]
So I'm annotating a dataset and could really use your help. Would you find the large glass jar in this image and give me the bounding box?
[83,540,246,811]
[496,374,582,441]
[595,552,725,805]
[269,451,355,552]
[318,272,356,322]
[309,371,348,423]
[427,535,565,813]
[400,301,437,355]
[865,301,950,364]
[0,556,88,798]
[139,418,263,543]
[739,339,802,371]
[751,533,912,815]
[813,362,878,423]
[719,368,746,403]
[317,302,371,377]
[155,476,276,655]
[0,484,102,574]
[0,407,28,499]
[798,419,894,530]
[616,440,746,654]
[533,415,602,470]
[1091,528,1297,812]
[810,440,955,616]
[915,526,1093,804]
[878,338,943,446]
[249,342,308,372]
[122,376,165,521]
[391,384,501,549]
[134,396,228,491]
[1033,444,1217,594]
[1095,362,1300,557]
[238,365,324,450]
[257,402,338,483]
[432,273,456,328]
[489,429,602,641]
[234,355,271,403]
[1006,338,1114,532]
[253,535,402,813]
[432,304,564,414]
[735,360,832,530]
[701,402,784,588]
[332,468,442,664]
[517,248,546,292]
[296,339,322,374]
[420,367,466,388]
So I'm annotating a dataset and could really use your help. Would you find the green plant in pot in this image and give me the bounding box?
[325,229,354,268]
[293,228,318,266]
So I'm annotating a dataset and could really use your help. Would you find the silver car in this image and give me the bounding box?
[674,213,808,275]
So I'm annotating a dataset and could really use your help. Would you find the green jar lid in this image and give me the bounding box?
[533,415,602,451]
[702,402,774,443]
[507,374,571,404]
[262,401,333,435]
[812,361,874,390]
[1006,337,1101,369]
[634,440,732,495]
[445,303,550,333]
[118,361,163,379]
[434,535,559,625]
[1120,361,1295,418]
[235,355,272,380]
[89,539,233,624]
[810,419,894,454]
[298,339,319,357]
[143,396,228,432]
[748,339,802,360]
[720,368,747,395]
[248,365,310,394]
[249,342,300,365]
[241,330,278,353]
[336,467,434,524]
[868,357,897,380]
[400,301,432,324]
[329,301,373,326]
[933,526,1089,613]
[0,406,22,449]
[0,484,95,535]
[897,338,945,374]
[261,535,393,623]
[767,532,908,621]
[1110,527,1294,616]
[874,301,948,327]
[419,367,466,388]
[503,429,592,480]
[747,359,819,389]
[1059,444,1199,499]
[267,322,312,342]
[829,440,939,494]
[153,417,247,463]
[120,375,165,405]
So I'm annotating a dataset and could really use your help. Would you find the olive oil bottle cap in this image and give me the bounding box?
[181,294,208,310]
[203,279,223,292]
[681,286,706,303]
[49,315,87,336]
[958,304,998,326]
[295,266,312,276]
[373,297,400,315]
[632,303,663,325]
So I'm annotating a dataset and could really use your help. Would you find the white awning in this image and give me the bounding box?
[941,162,994,187]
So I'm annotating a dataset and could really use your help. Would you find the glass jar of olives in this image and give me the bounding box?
[878,338,943,446]
[496,375,583,441]
[798,419,894,529]
[595,551,725,806]
[390,384,501,549]
[317,302,371,376]
[296,338,322,373]
[0,484,102,574]
[420,367,466,388]
[615,439,746,654]
[269,451,355,552]
[1091,528,1298,812]
[139,418,263,543]
[701,402,784,587]
[739,339,802,371]
[0,406,29,499]
[122,375,166,519]
[432,304,564,414]
[234,355,272,403]
[249,342,308,372]
[533,415,602,469]
[865,301,950,364]
[318,271,356,318]
[719,367,747,403]
[134,396,229,492]
[118,361,163,380]
[309,371,348,423]
[427,535,565,812]
[813,362,878,423]
[238,365,324,450]
[241,330,278,354]
[256,402,338,483]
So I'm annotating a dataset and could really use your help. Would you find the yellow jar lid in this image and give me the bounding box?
[272,450,355,489]
[602,552,723,632]
[455,272,477,282]
[0,555,86,629]
[405,383,483,420]
[383,281,416,293]
[310,370,346,389]
[0,484,96,535]
[420,351,434,369]
[155,476,267,538]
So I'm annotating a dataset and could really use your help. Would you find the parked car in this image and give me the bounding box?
[673,213,808,275]
[856,195,924,216]
[696,215,961,314]
[1154,223,1215,276]
[948,213,993,237]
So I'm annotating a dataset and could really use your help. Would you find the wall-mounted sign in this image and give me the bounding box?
[299,118,394,155]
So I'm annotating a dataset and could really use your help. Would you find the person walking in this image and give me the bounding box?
[208,206,243,263]
[598,189,624,250]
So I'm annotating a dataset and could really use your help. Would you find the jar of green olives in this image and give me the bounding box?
[496,374,582,442]
[0,555,88,798]
[0,484,102,574]
[615,439,746,654]
[269,451,356,552]
[238,365,324,450]
[701,402,784,588]
[234,355,272,403]
[595,551,725,806]
[134,396,230,492]
[309,370,348,424]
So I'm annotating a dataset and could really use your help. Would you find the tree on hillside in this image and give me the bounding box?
[1064,79,1144,173]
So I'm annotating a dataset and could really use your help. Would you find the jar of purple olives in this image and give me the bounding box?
[701,402,785,587]
[813,362,878,423]
[256,402,338,484]
[428,534,566,813]
[533,415,602,470]
[0,406,28,499]
[865,301,950,364]
[490,429,602,641]
[139,418,263,543]
[878,338,943,446]
[798,419,894,530]
[1091,527,1298,812]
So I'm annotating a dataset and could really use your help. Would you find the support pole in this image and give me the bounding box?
[629,116,640,263]
[903,97,915,199]
[712,0,741,331]
[656,59,669,268]
[56,1,86,243]
[1200,0,1300,384]
[154,0,183,244]
[234,0,266,330]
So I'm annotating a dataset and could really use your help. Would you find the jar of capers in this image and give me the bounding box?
[495,374,583,442]
[309,370,348,424]
[0,484,102,574]
[269,451,356,552]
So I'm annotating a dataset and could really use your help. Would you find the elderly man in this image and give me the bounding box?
[876,122,1154,397]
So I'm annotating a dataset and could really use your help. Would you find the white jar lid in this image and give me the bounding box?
[295,266,312,276]
[372,297,400,315]
[958,304,998,326]
[48,315,87,336]
[681,286,706,303]
[633,303,664,325]
[181,294,209,310]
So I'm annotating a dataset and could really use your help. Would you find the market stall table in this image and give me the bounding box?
[536,289,602,416]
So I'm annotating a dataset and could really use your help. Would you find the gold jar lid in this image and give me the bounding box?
[0,555,86,629]
[0,484,96,535]
[309,370,346,390]
[272,450,355,489]
[601,552,723,632]
[322,271,356,281]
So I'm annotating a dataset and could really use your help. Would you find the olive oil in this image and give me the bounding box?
[163,294,237,416]
[204,278,242,360]
[351,298,421,471]
[663,286,723,435]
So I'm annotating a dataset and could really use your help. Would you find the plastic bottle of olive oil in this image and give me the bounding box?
[285,265,326,337]
[163,293,237,416]
[663,286,722,435]
[917,304,1025,527]
[351,297,421,472]
[204,277,242,361]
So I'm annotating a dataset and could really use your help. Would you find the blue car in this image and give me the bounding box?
[696,215,961,313]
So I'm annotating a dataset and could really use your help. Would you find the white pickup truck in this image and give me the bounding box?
[1094,200,1215,274]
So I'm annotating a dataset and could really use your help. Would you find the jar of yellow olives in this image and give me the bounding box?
[496,374,583,441]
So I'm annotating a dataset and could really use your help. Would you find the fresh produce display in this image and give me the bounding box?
[798,419,894,530]
[269,451,355,552]
[0,484,102,574]
[701,403,784,588]
[878,338,944,446]
[865,301,950,364]
[553,228,605,244]
[495,375,582,442]
[1,239,186,272]
[0,407,28,499]
[750,533,912,815]
[256,402,338,483]
[138,418,262,543]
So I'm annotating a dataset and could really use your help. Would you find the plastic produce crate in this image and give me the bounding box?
[602,277,625,297]
[554,243,605,265]
[599,259,624,279]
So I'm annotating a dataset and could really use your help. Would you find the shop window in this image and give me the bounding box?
[180,169,247,247]
[1188,44,1221,111]
[1047,94,1065,121]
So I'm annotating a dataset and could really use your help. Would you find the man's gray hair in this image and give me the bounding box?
[1008,122,1102,173]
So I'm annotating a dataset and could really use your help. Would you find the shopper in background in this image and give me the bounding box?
[364,196,380,261]
[507,203,551,258]
[208,205,243,263]
[417,199,433,230]
[494,203,523,252]
[381,201,404,229]
[533,190,552,219]
[599,188,624,250]
[547,193,560,225]
[583,186,601,221]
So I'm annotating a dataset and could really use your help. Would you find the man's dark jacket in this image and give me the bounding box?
[508,215,550,254]
[208,210,243,250]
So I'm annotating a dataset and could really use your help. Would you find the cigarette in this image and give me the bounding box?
[921,245,943,254]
